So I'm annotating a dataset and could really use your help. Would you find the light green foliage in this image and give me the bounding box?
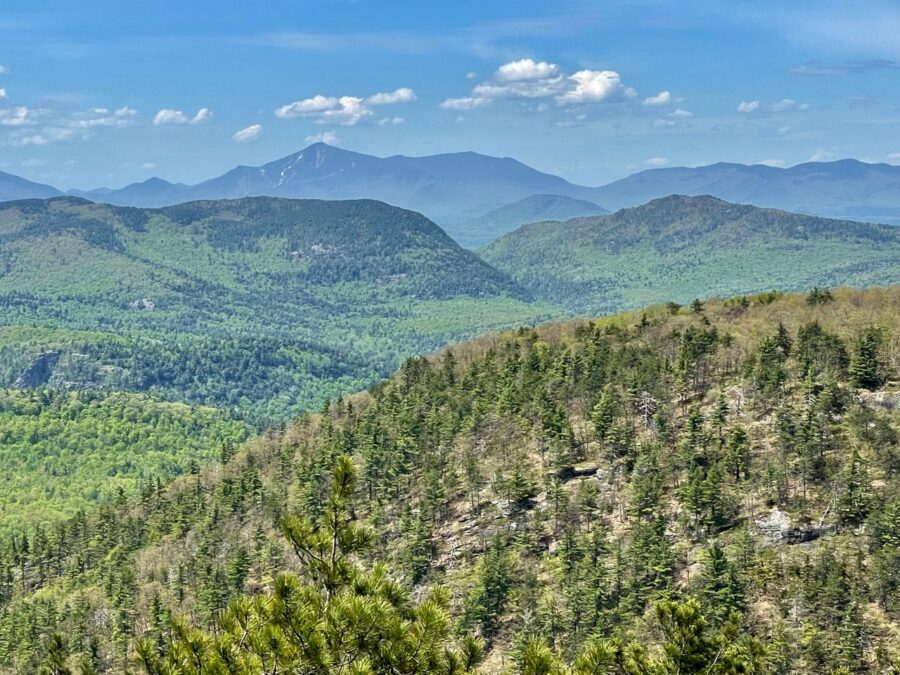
[0,389,248,532]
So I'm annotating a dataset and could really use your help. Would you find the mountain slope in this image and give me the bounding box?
[480,195,900,313]
[593,159,900,224]
[0,171,61,201]
[75,143,604,242]
[454,193,608,248]
[0,196,555,420]
[1,286,898,673]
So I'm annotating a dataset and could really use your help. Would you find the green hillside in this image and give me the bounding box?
[3,286,899,673]
[0,389,248,533]
[0,197,555,421]
[480,195,900,314]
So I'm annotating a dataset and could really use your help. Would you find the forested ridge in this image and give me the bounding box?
[480,194,900,314]
[0,196,554,422]
[3,286,899,673]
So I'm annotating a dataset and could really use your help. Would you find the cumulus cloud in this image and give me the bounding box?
[444,58,638,111]
[737,100,760,113]
[644,156,669,167]
[305,130,339,145]
[232,123,263,143]
[153,109,189,125]
[643,90,672,106]
[669,108,692,118]
[0,88,6,100]
[496,58,560,82]
[191,107,213,124]
[276,88,415,126]
[153,107,212,125]
[366,87,416,105]
[558,70,633,104]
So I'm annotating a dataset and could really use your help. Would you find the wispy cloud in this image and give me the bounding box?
[305,130,339,145]
[790,59,900,76]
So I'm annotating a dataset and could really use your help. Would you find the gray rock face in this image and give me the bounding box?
[755,508,835,545]
[13,351,60,388]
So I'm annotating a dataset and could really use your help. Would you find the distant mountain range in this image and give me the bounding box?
[67,143,601,245]
[5,147,900,246]
[0,171,61,201]
[591,160,900,225]
[455,194,607,247]
[481,194,900,314]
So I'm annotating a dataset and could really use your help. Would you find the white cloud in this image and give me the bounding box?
[115,106,137,117]
[191,107,213,124]
[669,108,692,118]
[21,158,46,168]
[888,152,900,161]
[496,58,560,82]
[0,88,6,100]
[153,107,210,125]
[0,65,7,75]
[653,118,676,128]
[771,98,809,112]
[447,58,638,110]
[737,100,760,113]
[759,159,787,167]
[277,88,414,126]
[558,69,629,104]
[377,116,405,126]
[141,162,156,170]
[644,157,669,167]
[232,123,263,143]
[643,90,672,106]
[440,96,491,110]
[276,95,339,117]
[808,149,837,162]
[0,106,34,126]
[153,109,189,125]
[366,87,416,105]
[10,126,76,146]
[305,130,339,145]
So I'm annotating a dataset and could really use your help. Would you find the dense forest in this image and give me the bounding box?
[0,389,249,533]
[481,195,900,314]
[0,196,554,421]
[2,286,898,673]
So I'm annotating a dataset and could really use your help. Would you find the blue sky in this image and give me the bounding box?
[2,0,900,189]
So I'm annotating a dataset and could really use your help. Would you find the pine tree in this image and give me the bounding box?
[849,327,883,390]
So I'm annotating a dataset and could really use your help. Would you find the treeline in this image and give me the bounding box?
[0,287,898,673]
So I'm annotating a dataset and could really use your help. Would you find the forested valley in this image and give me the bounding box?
[2,286,898,673]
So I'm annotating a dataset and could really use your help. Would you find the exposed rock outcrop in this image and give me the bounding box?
[13,351,60,388]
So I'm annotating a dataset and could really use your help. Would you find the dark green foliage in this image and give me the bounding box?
[481,195,900,314]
